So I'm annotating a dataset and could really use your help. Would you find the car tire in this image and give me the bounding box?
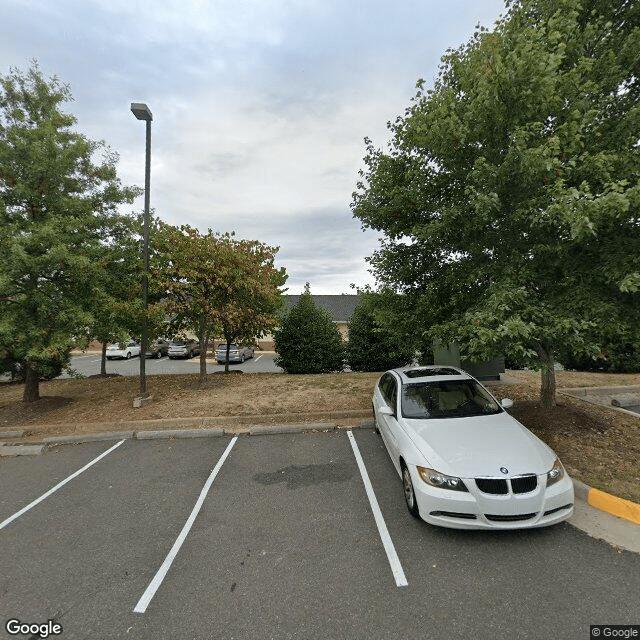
[402,463,420,519]
[241,354,245,363]
[372,404,380,434]
[126,352,131,359]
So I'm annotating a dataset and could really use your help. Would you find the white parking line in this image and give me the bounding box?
[0,440,126,531]
[253,355,262,363]
[347,430,408,588]
[134,436,238,614]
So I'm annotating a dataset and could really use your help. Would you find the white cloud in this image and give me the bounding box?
[2,0,506,294]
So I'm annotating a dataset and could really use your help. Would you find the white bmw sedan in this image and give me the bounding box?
[372,366,574,529]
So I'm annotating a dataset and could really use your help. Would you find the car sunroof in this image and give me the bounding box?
[403,367,461,378]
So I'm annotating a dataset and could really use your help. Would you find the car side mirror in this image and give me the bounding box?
[501,398,514,409]
[379,406,394,416]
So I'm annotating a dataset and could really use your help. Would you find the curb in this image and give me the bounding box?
[572,478,640,526]
[0,418,374,455]
[8,410,372,438]
[0,444,46,456]
[136,428,224,440]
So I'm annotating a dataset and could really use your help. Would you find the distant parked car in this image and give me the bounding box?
[145,338,170,359]
[106,341,141,360]
[168,339,200,359]
[216,343,254,364]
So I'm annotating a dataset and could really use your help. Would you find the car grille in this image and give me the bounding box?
[430,511,477,520]
[511,475,538,494]
[475,478,508,494]
[485,512,538,522]
[543,504,573,517]
[475,475,538,495]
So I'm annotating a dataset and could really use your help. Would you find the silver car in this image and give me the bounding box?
[215,343,254,364]
[168,339,200,359]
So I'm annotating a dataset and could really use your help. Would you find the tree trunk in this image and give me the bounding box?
[198,316,208,385]
[225,338,231,373]
[101,342,107,376]
[538,343,557,408]
[22,362,40,403]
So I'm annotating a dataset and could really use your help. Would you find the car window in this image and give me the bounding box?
[401,380,502,419]
[388,378,398,414]
[378,374,390,402]
[379,373,398,414]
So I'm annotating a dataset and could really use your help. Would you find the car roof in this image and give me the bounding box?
[390,365,473,384]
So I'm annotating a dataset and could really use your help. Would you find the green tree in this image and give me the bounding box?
[346,291,416,372]
[274,284,345,374]
[157,224,286,382]
[0,63,140,401]
[352,0,640,407]
[87,212,169,376]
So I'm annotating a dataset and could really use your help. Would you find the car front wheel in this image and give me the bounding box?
[402,464,420,519]
[126,352,131,359]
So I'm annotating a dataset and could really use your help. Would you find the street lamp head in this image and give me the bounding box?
[131,102,153,122]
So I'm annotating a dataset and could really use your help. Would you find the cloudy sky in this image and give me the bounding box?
[2,0,506,294]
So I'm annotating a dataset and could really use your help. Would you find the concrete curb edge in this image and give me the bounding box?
[0,416,375,454]
[572,478,640,526]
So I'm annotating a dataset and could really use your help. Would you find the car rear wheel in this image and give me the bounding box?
[126,352,131,359]
[402,463,420,519]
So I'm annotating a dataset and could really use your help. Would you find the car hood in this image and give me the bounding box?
[405,411,556,477]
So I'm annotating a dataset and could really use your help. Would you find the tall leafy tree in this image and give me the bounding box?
[352,0,640,406]
[157,224,287,381]
[0,63,140,401]
[88,212,169,376]
[274,284,345,374]
[346,290,416,372]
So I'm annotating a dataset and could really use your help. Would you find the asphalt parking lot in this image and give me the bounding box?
[1,430,639,640]
[61,352,281,379]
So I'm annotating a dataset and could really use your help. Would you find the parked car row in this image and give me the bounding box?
[106,339,256,363]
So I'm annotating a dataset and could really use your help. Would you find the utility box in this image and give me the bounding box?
[433,342,505,381]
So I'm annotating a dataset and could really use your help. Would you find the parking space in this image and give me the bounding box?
[2,431,639,639]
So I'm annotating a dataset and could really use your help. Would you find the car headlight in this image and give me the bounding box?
[546,458,565,487]
[417,466,468,492]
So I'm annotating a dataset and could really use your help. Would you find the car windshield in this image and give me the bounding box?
[218,344,238,349]
[401,380,502,419]
[172,341,187,346]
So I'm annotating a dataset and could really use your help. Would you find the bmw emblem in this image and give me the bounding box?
[500,467,509,475]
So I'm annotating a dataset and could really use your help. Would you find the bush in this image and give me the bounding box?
[561,340,640,373]
[0,348,68,382]
[274,286,344,374]
[346,298,415,372]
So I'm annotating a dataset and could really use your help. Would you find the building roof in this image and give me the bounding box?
[283,294,359,323]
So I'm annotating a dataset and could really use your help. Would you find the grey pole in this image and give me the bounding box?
[131,103,153,400]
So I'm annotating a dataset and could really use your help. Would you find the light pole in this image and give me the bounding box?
[131,102,152,403]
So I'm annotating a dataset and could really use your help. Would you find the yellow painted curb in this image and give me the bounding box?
[587,488,640,526]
